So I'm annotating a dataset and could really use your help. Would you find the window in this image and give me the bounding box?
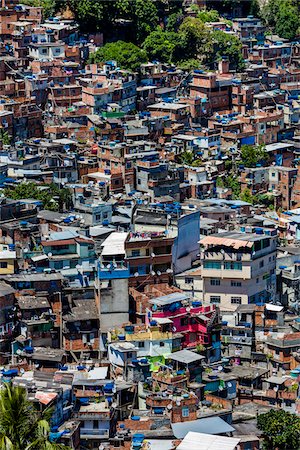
[138,178,141,185]
[256,278,259,283]
[182,407,189,418]
[203,261,221,269]
[231,281,241,287]
[138,341,145,348]
[224,262,242,270]
[159,342,165,347]
[210,279,220,286]
[103,212,108,219]
[181,317,189,326]
[210,296,221,304]
[185,277,193,284]
[93,420,98,429]
[0,262,7,268]
[231,297,242,304]
[95,214,101,221]
[131,250,140,257]
[262,238,270,249]
[259,260,264,268]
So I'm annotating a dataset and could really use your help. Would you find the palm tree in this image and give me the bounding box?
[0,383,69,450]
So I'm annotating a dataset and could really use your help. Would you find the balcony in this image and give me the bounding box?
[80,428,109,438]
[125,329,172,342]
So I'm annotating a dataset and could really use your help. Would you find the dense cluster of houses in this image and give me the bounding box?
[0,1,300,449]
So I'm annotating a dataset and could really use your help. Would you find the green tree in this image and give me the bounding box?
[4,182,72,212]
[240,144,269,168]
[20,0,57,19]
[249,0,261,16]
[132,0,159,44]
[68,0,119,32]
[197,8,220,23]
[178,17,213,61]
[275,1,299,40]
[166,10,184,32]
[261,0,300,40]
[216,176,225,188]
[257,409,300,450]
[88,41,147,72]
[224,174,241,198]
[240,188,255,203]
[179,150,194,166]
[211,30,245,71]
[0,130,11,146]
[178,151,202,167]
[142,28,179,63]
[177,59,203,71]
[0,383,68,449]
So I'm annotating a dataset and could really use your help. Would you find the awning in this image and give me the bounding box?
[154,317,173,325]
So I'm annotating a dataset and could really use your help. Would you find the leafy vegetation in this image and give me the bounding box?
[197,8,220,23]
[257,409,300,449]
[4,182,73,211]
[142,28,179,64]
[19,0,57,18]
[211,31,245,71]
[0,383,68,449]
[225,174,241,198]
[261,0,300,40]
[239,144,269,168]
[178,151,202,167]
[69,0,245,71]
[0,130,11,146]
[178,17,213,61]
[88,41,147,71]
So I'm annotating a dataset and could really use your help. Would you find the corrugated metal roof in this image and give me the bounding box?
[150,292,190,306]
[200,235,253,249]
[177,432,240,450]
[171,417,235,439]
[168,349,205,364]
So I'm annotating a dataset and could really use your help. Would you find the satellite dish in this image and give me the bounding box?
[167,403,173,410]
[47,252,52,257]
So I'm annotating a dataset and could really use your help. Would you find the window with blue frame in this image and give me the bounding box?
[224,262,242,270]
[182,407,189,418]
[203,261,221,269]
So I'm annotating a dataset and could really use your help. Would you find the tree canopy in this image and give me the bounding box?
[257,409,300,450]
[178,17,213,61]
[88,41,147,71]
[240,144,269,168]
[4,182,72,211]
[211,30,245,71]
[20,0,57,18]
[261,0,300,40]
[197,8,220,23]
[68,0,159,43]
[0,383,68,449]
[142,28,179,64]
